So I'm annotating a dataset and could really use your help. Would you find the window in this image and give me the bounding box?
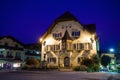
[62,40,66,50]
[73,43,84,50]
[72,31,80,37]
[53,33,62,39]
[53,45,60,51]
[49,57,56,63]
[0,51,4,58]
[62,26,64,29]
[15,44,18,47]
[67,42,72,50]
[6,51,13,58]
[15,52,21,60]
[45,44,60,52]
[45,45,51,51]
[78,57,80,63]
[5,42,8,46]
[73,43,92,50]
[84,43,92,50]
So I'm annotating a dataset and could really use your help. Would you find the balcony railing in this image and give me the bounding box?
[6,55,13,58]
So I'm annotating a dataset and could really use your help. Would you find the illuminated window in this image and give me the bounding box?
[67,42,72,50]
[84,43,92,50]
[53,33,62,39]
[46,44,60,51]
[72,31,80,37]
[73,43,84,50]
[49,57,56,63]
[45,45,51,51]
[53,45,60,51]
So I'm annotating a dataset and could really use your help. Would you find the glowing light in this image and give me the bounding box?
[0,48,5,51]
[13,63,21,68]
[36,51,39,54]
[109,48,114,52]
[39,38,42,42]
[46,38,53,45]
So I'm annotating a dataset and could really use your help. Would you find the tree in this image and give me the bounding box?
[91,54,100,71]
[101,55,111,67]
[81,58,93,67]
[91,54,100,64]
[81,54,100,72]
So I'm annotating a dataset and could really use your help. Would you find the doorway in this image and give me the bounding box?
[64,57,70,67]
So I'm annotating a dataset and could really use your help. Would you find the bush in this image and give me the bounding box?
[47,66,58,70]
[87,67,94,72]
[24,58,40,69]
[117,66,120,69]
[73,65,88,71]
[93,64,99,71]
[80,54,100,72]
[81,58,93,67]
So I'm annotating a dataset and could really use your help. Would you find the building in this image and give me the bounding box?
[116,43,120,64]
[24,43,41,62]
[0,36,24,69]
[0,36,41,70]
[40,11,99,68]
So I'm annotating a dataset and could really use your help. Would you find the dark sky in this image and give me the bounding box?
[0,0,120,52]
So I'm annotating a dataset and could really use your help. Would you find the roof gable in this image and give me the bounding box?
[41,11,81,40]
[0,36,24,46]
[55,11,79,22]
[84,24,96,34]
[62,30,73,40]
[40,11,96,41]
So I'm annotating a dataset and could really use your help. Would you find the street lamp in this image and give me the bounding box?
[109,48,114,53]
[39,38,42,43]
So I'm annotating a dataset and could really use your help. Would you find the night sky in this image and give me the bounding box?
[0,0,120,52]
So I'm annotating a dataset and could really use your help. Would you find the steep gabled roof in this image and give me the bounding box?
[40,11,80,41]
[0,36,25,46]
[55,11,79,22]
[40,11,96,41]
[62,30,73,40]
[84,24,96,34]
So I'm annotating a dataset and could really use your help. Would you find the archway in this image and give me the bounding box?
[64,57,70,67]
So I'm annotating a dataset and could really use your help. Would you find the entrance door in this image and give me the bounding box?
[64,57,70,67]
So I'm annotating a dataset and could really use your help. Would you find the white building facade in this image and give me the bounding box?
[40,12,99,68]
[0,36,24,69]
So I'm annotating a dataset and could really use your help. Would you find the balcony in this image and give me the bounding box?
[6,55,13,58]
[14,57,21,60]
[0,55,4,58]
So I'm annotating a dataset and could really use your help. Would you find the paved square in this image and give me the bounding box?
[0,71,120,80]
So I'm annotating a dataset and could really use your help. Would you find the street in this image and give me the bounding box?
[0,70,120,80]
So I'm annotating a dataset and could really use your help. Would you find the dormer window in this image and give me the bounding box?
[53,33,62,39]
[72,31,80,37]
